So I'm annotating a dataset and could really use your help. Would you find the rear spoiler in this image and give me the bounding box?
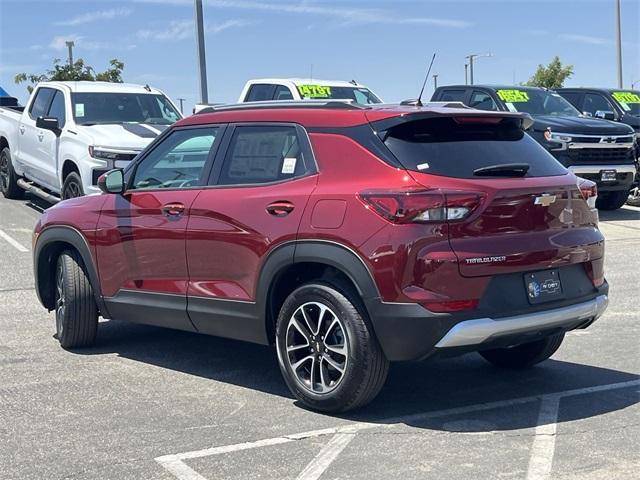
[369,109,534,133]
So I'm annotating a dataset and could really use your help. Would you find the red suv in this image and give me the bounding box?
[33,101,609,412]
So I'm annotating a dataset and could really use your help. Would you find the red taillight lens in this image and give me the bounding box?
[422,299,479,312]
[453,116,503,125]
[359,189,484,224]
[577,177,598,208]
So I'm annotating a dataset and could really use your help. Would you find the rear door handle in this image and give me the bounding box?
[19,126,25,135]
[162,202,185,217]
[266,201,294,217]
[37,131,44,142]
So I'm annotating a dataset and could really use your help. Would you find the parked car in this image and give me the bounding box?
[0,81,182,202]
[33,101,608,412]
[555,88,640,207]
[431,85,637,209]
[238,78,383,104]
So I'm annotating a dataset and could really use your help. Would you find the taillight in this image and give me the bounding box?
[359,189,484,224]
[577,177,597,209]
[453,116,503,125]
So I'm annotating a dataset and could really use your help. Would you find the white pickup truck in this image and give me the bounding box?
[193,78,384,113]
[0,81,182,201]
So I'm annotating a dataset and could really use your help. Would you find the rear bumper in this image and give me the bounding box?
[434,294,608,348]
[365,283,609,362]
[567,164,636,191]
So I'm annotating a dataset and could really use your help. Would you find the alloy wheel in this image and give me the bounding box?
[63,181,81,200]
[0,152,9,193]
[284,301,348,395]
[55,264,65,337]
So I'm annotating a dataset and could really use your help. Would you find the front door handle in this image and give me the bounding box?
[37,132,44,142]
[162,202,185,217]
[19,126,25,135]
[266,201,294,217]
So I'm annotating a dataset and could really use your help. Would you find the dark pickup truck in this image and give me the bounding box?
[431,85,637,209]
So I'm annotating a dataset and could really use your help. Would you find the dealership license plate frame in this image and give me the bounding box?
[524,269,564,305]
[600,169,617,182]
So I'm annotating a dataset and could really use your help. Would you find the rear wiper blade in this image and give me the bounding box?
[473,163,530,177]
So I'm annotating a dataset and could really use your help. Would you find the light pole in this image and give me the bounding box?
[194,0,209,104]
[177,98,186,114]
[615,0,623,88]
[433,74,438,90]
[464,64,468,85]
[65,41,75,66]
[465,53,493,85]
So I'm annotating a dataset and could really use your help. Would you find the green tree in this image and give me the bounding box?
[524,56,574,89]
[15,58,124,93]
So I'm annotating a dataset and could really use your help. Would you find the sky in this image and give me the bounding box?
[1,0,639,113]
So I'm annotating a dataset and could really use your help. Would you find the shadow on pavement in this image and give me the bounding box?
[76,319,639,433]
[599,205,640,221]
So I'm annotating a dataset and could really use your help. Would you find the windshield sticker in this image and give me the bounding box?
[282,157,297,174]
[75,103,85,117]
[416,162,430,170]
[496,89,529,103]
[297,84,332,98]
[612,91,640,104]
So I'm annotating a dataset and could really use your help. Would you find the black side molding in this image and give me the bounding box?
[33,226,109,317]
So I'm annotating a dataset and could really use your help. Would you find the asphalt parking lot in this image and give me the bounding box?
[0,194,638,480]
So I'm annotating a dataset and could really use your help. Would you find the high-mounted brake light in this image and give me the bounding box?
[453,116,503,125]
[359,189,484,224]
[577,177,597,209]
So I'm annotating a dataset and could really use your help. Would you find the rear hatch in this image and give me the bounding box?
[374,112,604,278]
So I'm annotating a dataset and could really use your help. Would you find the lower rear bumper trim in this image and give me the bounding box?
[434,294,609,349]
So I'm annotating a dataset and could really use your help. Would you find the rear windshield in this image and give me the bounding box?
[382,117,567,179]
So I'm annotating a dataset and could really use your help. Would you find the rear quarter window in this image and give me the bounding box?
[382,117,567,179]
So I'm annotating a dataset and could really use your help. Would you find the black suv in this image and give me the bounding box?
[432,85,637,209]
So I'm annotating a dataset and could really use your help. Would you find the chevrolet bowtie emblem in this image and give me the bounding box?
[534,194,557,207]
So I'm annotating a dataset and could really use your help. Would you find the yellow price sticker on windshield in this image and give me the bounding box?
[297,84,332,98]
[496,89,529,103]
[612,92,640,104]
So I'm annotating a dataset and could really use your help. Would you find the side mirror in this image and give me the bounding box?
[594,110,616,121]
[36,116,61,135]
[97,169,125,194]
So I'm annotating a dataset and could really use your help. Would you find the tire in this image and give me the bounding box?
[627,186,640,207]
[479,333,565,369]
[0,146,24,199]
[596,190,628,210]
[54,250,98,348]
[62,171,84,200]
[275,283,389,412]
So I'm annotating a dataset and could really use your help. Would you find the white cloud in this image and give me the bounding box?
[133,0,472,28]
[559,33,613,46]
[137,18,254,41]
[48,35,109,51]
[55,7,133,27]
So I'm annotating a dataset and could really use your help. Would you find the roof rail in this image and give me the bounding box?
[195,99,370,115]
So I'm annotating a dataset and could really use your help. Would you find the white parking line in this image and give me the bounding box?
[296,433,355,480]
[155,379,640,480]
[0,229,28,252]
[525,396,560,480]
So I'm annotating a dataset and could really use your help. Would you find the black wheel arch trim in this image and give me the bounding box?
[34,226,109,316]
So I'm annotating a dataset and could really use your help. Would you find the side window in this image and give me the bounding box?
[245,84,276,102]
[29,87,55,120]
[273,85,294,100]
[439,89,467,103]
[218,125,308,186]
[131,127,219,190]
[47,90,66,127]
[469,91,498,111]
[559,92,582,110]
[583,93,615,115]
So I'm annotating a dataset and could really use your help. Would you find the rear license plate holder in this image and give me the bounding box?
[600,169,617,182]
[524,269,564,305]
